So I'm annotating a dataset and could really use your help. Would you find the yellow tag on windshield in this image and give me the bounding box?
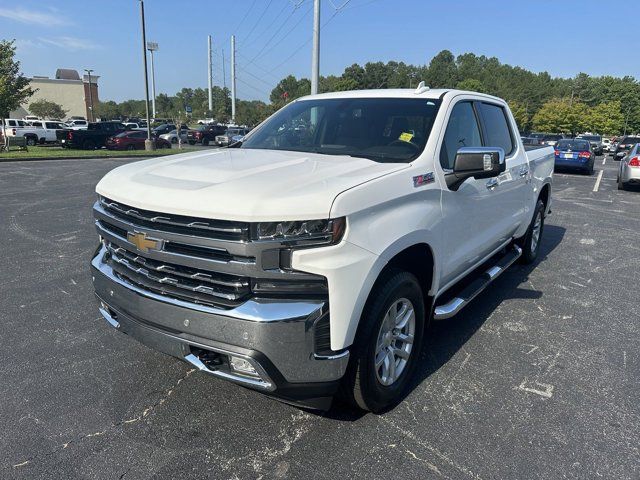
[399,132,414,143]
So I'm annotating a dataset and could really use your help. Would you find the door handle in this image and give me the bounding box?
[486,178,499,190]
[519,167,529,177]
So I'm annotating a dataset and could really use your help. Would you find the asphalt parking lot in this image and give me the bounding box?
[1,155,638,479]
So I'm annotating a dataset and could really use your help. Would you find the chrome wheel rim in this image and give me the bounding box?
[531,211,542,253]
[374,298,415,386]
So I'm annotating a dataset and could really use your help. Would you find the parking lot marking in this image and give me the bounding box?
[517,379,554,398]
[602,157,606,165]
[593,169,604,192]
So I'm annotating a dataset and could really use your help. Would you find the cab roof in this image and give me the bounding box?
[297,88,506,104]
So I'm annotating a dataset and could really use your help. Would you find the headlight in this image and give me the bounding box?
[254,217,346,245]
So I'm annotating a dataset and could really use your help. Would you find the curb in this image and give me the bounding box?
[0,155,158,163]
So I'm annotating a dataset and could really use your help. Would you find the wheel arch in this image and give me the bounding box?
[538,181,551,215]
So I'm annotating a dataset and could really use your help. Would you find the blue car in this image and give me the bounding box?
[554,138,595,175]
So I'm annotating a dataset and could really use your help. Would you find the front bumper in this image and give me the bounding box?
[91,246,349,409]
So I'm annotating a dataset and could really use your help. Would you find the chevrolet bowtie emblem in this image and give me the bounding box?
[127,231,162,253]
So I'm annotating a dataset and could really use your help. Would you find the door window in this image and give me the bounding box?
[478,103,514,155]
[440,101,482,169]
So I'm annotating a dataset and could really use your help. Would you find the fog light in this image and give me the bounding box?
[229,356,259,376]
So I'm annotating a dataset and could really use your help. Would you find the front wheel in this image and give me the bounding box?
[518,199,545,264]
[342,270,425,413]
[201,138,209,146]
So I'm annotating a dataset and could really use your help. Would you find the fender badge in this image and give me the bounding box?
[413,172,435,187]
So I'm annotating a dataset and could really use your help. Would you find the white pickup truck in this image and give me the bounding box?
[91,87,553,412]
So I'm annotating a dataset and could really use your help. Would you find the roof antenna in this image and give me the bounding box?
[414,81,430,94]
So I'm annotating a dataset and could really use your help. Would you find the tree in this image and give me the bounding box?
[532,99,588,135]
[0,39,35,118]
[28,99,67,119]
[425,50,458,88]
[586,101,624,135]
[508,100,530,133]
[456,78,487,93]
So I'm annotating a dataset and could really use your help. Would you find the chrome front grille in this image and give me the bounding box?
[94,197,327,309]
[107,243,250,308]
[99,197,250,241]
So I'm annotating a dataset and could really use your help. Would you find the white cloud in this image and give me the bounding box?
[0,7,70,26]
[37,36,100,51]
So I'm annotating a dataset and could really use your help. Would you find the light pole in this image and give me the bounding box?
[84,69,94,122]
[147,41,158,118]
[310,0,320,95]
[139,0,154,150]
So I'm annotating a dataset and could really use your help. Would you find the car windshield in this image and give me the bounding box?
[621,137,640,144]
[544,135,562,141]
[580,135,601,141]
[228,129,244,135]
[241,97,442,162]
[557,139,590,150]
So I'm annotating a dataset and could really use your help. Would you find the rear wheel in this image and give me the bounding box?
[82,139,95,150]
[518,199,545,264]
[171,137,177,144]
[342,270,425,413]
[618,175,626,190]
[25,136,37,146]
[126,144,135,151]
[201,138,209,146]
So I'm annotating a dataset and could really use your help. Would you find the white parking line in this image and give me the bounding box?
[602,157,606,165]
[593,170,604,192]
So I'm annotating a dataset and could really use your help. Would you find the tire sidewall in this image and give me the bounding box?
[351,271,425,412]
[522,200,545,263]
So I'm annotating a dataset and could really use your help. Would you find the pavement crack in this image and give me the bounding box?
[11,368,195,469]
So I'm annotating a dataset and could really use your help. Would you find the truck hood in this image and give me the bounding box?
[96,148,408,221]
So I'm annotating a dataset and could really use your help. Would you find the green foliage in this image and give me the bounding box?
[0,40,35,117]
[456,78,486,93]
[532,99,588,135]
[587,101,624,135]
[28,99,67,119]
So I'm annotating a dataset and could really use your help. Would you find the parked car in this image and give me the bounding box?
[613,136,640,160]
[159,129,189,144]
[577,134,604,155]
[542,134,563,147]
[152,123,184,136]
[601,137,611,152]
[122,122,147,131]
[106,130,172,150]
[91,88,554,412]
[554,138,595,174]
[617,143,640,190]
[58,121,126,149]
[215,127,250,146]
[521,137,542,146]
[65,120,89,130]
[187,124,227,145]
[27,120,67,143]
[2,118,44,146]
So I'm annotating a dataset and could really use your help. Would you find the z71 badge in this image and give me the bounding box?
[413,172,435,187]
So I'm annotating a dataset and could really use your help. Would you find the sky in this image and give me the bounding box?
[1,0,637,103]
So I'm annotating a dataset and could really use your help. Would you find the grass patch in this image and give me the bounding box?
[0,145,201,160]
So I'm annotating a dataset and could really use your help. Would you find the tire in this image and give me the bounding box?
[82,139,95,150]
[586,162,594,175]
[342,269,426,413]
[126,144,135,151]
[171,137,177,144]
[518,199,545,264]
[188,141,195,145]
[201,138,209,146]
[25,136,37,146]
[618,176,626,191]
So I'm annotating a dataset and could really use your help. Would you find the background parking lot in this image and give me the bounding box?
[0,156,638,479]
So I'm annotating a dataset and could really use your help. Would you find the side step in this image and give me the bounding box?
[433,245,522,320]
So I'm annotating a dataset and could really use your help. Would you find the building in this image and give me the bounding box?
[10,69,100,120]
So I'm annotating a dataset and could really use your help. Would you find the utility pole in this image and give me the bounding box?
[208,35,213,114]
[147,41,158,118]
[84,69,94,122]
[139,0,154,150]
[231,35,236,123]
[221,48,227,89]
[310,0,320,95]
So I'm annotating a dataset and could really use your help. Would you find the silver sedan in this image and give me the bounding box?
[618,143,640,191]
[159,129,189,145]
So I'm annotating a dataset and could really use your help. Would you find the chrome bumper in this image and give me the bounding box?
[91,246,349,403]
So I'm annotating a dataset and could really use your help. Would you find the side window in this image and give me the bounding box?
[478,103,514,156]
[440,101,482,170]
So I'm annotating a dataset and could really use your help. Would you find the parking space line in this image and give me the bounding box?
[602,157,606,165]
[593,170,604,192]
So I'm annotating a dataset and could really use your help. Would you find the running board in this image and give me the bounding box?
[433,245,522,320]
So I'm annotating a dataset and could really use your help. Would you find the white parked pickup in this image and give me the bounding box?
[91,87,554,412]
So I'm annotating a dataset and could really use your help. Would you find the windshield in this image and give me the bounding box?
[621,137,640,144]
[241,97,442,163]
[580,135,601,141]
[557,139,590,150]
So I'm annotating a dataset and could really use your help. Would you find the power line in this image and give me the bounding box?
[232,0,258,34]
[240,0,276,44]
[241,0,291,47]
[248,1,313,64]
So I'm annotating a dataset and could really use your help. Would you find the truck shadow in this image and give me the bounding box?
[324,224,566,420]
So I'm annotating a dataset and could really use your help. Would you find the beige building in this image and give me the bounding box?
[11,69,100,120]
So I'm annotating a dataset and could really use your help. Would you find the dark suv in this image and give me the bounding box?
[613,136,640,160]
[187,125,228,146]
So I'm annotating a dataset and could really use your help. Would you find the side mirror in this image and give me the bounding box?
[446,147,506,191]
